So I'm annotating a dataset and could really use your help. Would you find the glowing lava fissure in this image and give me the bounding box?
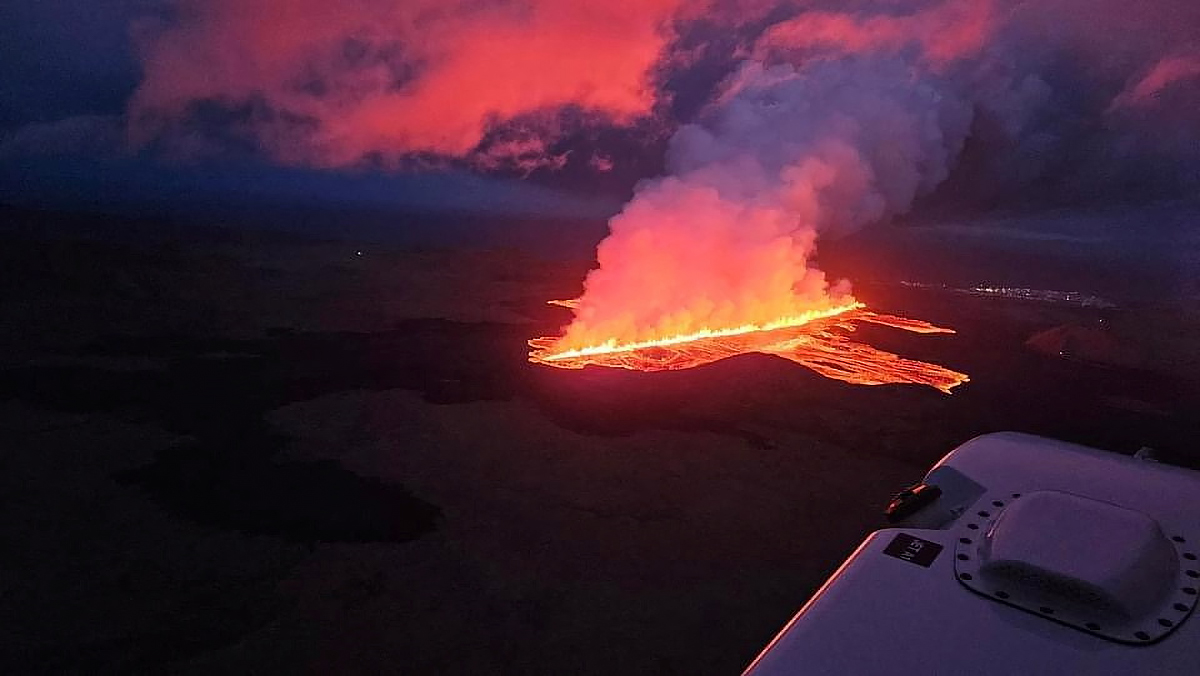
[535,301,865,362]
[529,303,970,395]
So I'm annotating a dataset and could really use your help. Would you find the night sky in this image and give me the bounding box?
[0,2,143,127]
[2,0,1199,227]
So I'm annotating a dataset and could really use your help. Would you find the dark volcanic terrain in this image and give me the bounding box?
[2,207,1199,674]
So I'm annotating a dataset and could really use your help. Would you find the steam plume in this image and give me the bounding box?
[554,52,974,349]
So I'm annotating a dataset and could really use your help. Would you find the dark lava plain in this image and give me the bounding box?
[2,209,1198,674]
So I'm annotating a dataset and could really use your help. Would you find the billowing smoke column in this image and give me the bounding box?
[525,2,1000,391]
[549,42,976,352]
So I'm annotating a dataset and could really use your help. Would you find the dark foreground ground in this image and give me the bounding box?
[2,207,1199,674]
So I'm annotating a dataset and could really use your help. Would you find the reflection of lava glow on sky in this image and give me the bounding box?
[529,303,970,394]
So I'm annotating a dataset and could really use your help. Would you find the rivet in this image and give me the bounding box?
[967,523,979,530]
[978,510,991,517]
[1185,553,1197,561]
[1135,631,1151,640]
[957,553,970,561]
[1010,493,1022,498]
[1186,570,1199,578]
[992,500,1004,507]
[1174,603,1189,611]
[1159,618,1175,628]
[1085,622,1101,631]
[995,591,1010,599]
[959,573,973,581]
[1173,536,1187,543]
[1184,587,1197,595]
[959,537,972,544]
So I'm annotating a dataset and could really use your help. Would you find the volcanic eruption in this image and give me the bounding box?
[529,54,973,392]
[115,0,1200,395]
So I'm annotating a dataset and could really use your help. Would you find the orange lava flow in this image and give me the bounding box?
[529,306,970,394]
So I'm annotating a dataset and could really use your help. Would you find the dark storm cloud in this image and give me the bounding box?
[918,0,1200,208]
[0,1,160,128]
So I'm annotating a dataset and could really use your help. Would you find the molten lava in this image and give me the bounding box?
[529,303,969,394]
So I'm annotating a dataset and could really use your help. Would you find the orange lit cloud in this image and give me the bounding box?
[754,0,997,69]
[588,153,615,172]
[1110,54,1200,110]
[129,0,693,167]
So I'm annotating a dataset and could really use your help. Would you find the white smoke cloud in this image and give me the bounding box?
[556,56,974,349]
[551,0,1200,350]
